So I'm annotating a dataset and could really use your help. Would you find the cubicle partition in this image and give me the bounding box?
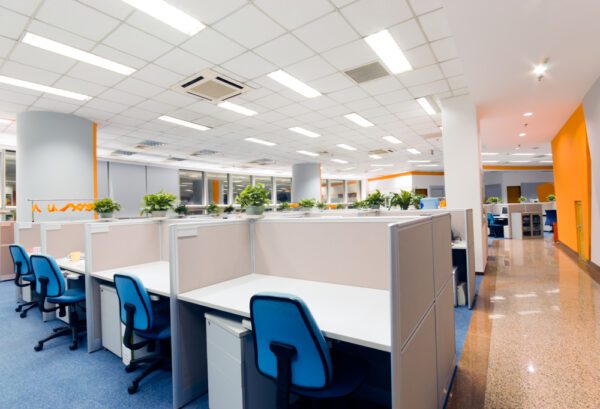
[0,221,14,281]
[170,216,455,409]
[40,221,88,258]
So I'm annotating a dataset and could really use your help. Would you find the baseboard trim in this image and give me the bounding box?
[556,241,600,284]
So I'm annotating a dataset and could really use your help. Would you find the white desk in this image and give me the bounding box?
[92,261,170,297]
[56,258,85,275]
[179,274,391,352]
[451,240,467,250]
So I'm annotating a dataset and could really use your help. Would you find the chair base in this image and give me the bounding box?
[126,354,169,394]
[33,308,85,352]
[16,300,39,318]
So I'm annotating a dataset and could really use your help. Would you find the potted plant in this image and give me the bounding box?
[336,203,345,210]
[389,190,412,210]
[518,196,528,203]
[235,183,271,216]
[93,197,121,219]
[174,202,188,217]
[411,193,424,209]
[141,190,176,217]
[279,202,291,212]
[224,205,235,214]
[486,196,501,204]
[206,203,220,216]
[297,198,317,211]
[365,190,386,209]
[351,200,366,209]
[547,194,556,202]
[316,202,327,211]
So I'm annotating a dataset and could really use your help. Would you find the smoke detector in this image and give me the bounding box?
[174,69,251,102]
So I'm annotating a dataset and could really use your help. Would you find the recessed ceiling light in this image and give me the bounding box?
[218,101,257,116]
[482,152,499,156]
[482,160,499,163]
[523,112,533,117]
[512,153,535,156]
[545,153,552,156]
[416,97,438,115]
[382,135,402,144]
[341,167,356,171]
[331,159,348,164]
[519,133,527,137]
[369,168,383,172]
[540,160,553,163]
[0,118,13,125]
[408,160,430,163]
[22,32,136,75]
[364,29,412,74]
[0,75,91,101]
[371,164,393,167]
[337,143,357,151]
[297,150,319,157]
[407,148,421,155]
[121,0,205,36]
[510,160,531,163]
[369,154,382,159]
[417,164,439,167]
[533,64,547,76]
[267,70,321,98]
[245,137,276,146]
[158,115,210,131]
[344,113,374,128]
[289,126,320,138]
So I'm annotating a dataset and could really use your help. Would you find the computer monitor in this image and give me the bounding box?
[501,206,508,214]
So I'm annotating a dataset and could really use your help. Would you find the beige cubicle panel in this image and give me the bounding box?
[14,222,41,252]
[41,221,87,258]
[0,221,14,281]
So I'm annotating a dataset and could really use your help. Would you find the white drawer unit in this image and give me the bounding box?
[100,285,122,357]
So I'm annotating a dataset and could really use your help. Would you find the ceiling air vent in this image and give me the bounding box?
[164,156,186,162]
[344,62,388,84]
[191,149,218,156]
[369,148,395,155]
[175,69,251,102]
[136,140,166,149]
[248,158,275,166]
[112,150,135,156]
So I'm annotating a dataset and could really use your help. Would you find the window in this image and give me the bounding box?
[347,180,361,203]
[329,180,344,203]
[231,174,251,203]
[179,170,203,204]
[254,176,273,201]
[206,173,228,204]
[275,177,292,203]
[5,150,15,206]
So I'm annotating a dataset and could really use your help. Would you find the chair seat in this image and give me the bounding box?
[21,273,35,282]
[292,354,366,399]
[135,309,170,340]
[47,288,85,304]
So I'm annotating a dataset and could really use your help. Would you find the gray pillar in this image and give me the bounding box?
[227,173,233,205]
[202,172,208,206]
[291,163,321,203]
[17,111,95,222]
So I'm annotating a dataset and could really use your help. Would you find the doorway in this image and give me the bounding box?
[415,188,428,197]
[575,200,585,259]
[507,186,521,203]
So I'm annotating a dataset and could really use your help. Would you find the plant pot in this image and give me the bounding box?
[151,210,167,217]
[246,205,264,216]
[371,205,381,210]
[98,212,113,219]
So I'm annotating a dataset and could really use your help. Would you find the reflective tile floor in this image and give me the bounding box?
[447,237,600,409]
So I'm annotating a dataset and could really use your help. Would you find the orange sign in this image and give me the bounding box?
[32,202,94,213]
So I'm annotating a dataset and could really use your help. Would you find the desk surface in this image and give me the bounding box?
[92,261,170,297]
[56,258,85,274]
[179,274,390,352]
[451,240,467,250]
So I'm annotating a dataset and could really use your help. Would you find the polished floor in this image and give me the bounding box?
[447,237,600,409]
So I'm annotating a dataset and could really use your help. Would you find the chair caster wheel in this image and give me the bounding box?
[15,306,22,312]
[34,343,43,352]
[20,311,27,318]
[125,364,136,373]
[128,384,138,394]
[53,327,62,333]
[69,342,78,351]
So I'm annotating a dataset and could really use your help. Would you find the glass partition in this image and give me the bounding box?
[254,176,273,201]
[231,174,251,203]
[179,170,203,204]
[321,180,328,202]
[275,177,292,203]
[347,180,361,203]
[206,173,228,204]
[5,150,15,206]
[329,179,344,203]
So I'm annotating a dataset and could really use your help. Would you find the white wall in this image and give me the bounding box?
[368,174,413,195]
[292,162,321,202]
[583,76,600,266]
[484,170,554,202]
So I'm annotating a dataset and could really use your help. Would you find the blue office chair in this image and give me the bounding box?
[487,212,504,238]
[114,274,171,394]
[421,197,440,210]
[9,245,38,318]
[30,254,86,351]
[545,209,557,231]
[250,293,366,409]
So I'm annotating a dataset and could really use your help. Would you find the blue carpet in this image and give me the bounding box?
[454,274,484,362]
[0,281,207,409]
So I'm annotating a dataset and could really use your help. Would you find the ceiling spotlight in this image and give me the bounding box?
[533,58,549,81]
[523,112,533,117]
[519,133,527,137]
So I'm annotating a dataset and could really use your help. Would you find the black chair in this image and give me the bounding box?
[487,213,504,238]
[9,244,38,318]
[545,210,557,231]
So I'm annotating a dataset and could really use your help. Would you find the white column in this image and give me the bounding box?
[17,111,96,222]
[291,162,321,202]
[227,173,233,205]
[343,180,349,204]
[442,96,488,272]
[271,176,277,206]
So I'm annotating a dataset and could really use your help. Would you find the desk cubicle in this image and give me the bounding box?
[0,221,14,281]
[169,216,455,409]
[484,203,548,239]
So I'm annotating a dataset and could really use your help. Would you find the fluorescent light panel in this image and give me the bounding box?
[341,167,356,171]
[369,154,382,159]
[337,144,357,151]
[267,70,321,98]
[331,159,348,164]
[512,153,535,156]
[371,164,393,167]
[408,160,430,163]
[244,137,276,146]
[482,160,499,163]
[540,160,553,163]
[158,115,210,131]
[523,112,533,117]
[482,152,499,156]
[121,0,205,36]
[364,30,412,74]
[418,164,439,167]
[22,32,135,75]
[382,135,402,144]
[289,127,320,138]
[297,150,319,157]
[0,118,13,125]
[416,97,437,115]
[510,160,530,163]
[218,101,257,116]
[407,148,421,155]
[344,113,374,128]
[0,75,90,101]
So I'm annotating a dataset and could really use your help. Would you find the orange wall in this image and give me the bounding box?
[551,105,591,259]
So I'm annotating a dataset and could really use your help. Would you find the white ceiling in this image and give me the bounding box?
[0,0,472,178]
[445,0,600,155]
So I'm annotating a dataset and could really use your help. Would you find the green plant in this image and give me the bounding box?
[141,190,176,214]
[352,200,368,209]
[206,203,220,215]
[316,201,327,210]
[297,198,317,209]
[486,196,501,204]
[235,183,271,208]
[389,190,412,210]
[336,204,345,210]
[174,202,188,216]
[224,205,235,214]
[518,196,528,203]
[279,202,291,211]
[547,194,556,202]
[365,190,386,208]
[93,198,121,214]
[411,193,424,209]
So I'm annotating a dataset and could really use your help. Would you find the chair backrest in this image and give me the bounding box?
[9,244,32,275]
[114,274,153,331]
[30,255,65,297]
[250,293,332,389]
[546,209,557,223]
[487,212,495,225]
[421,197,440,209]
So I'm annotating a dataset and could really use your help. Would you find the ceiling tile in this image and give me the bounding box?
[103,24,173,61]
[322,39,378,71]
[255,93,292,110]
[9,43,77,74]
[408,79,449,98]
[397,64,444,87]
[0,88,40,106]
[293,12,359,53]
[286,55,337,82]
[75,106,115,121]
[430,37,459,62]
[418,8,451,42]
[26,20,98,51]
[254,34,314,68]
[0,0,41,15]
[53,76,108,97]
[344,97,380,111]
[405,44,436,68]
[447,75,467,90]
[374,89,412,104]
[389,18,426,51]
[114,77,165,99]
[360,75,403,96]
[340,0,412,36]
[135,99,177,114]
[68,62,126,87]
[254,0,334,30]
[36,0,120,41]
[440,59,463,77]
[99,88,146,106]
[154,90,199,107]
[169,0,247,25]
[214,4,285,49]
[155,48,212,77]
[84,98,130,114]
[308,73,355,94]
[329,86,369,103]
[133,64,185,88]
[180,27,246,65]
[1,60,61,85]
[0,6,29,39]
[408,0,442,16]
[301,95,340,111]
[126,11,190,45]
[32,96,80,113]
[221,51,276,80]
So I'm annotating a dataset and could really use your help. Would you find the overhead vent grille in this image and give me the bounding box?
[112,150,135,156]
[136,140,166,149]
[344,62,388,84]
[248,158,275,166]
[423,133,442,140]
[191,149,218,156]
[164,156,186,162]
[368,148,395,155]
[175,69,251,102]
